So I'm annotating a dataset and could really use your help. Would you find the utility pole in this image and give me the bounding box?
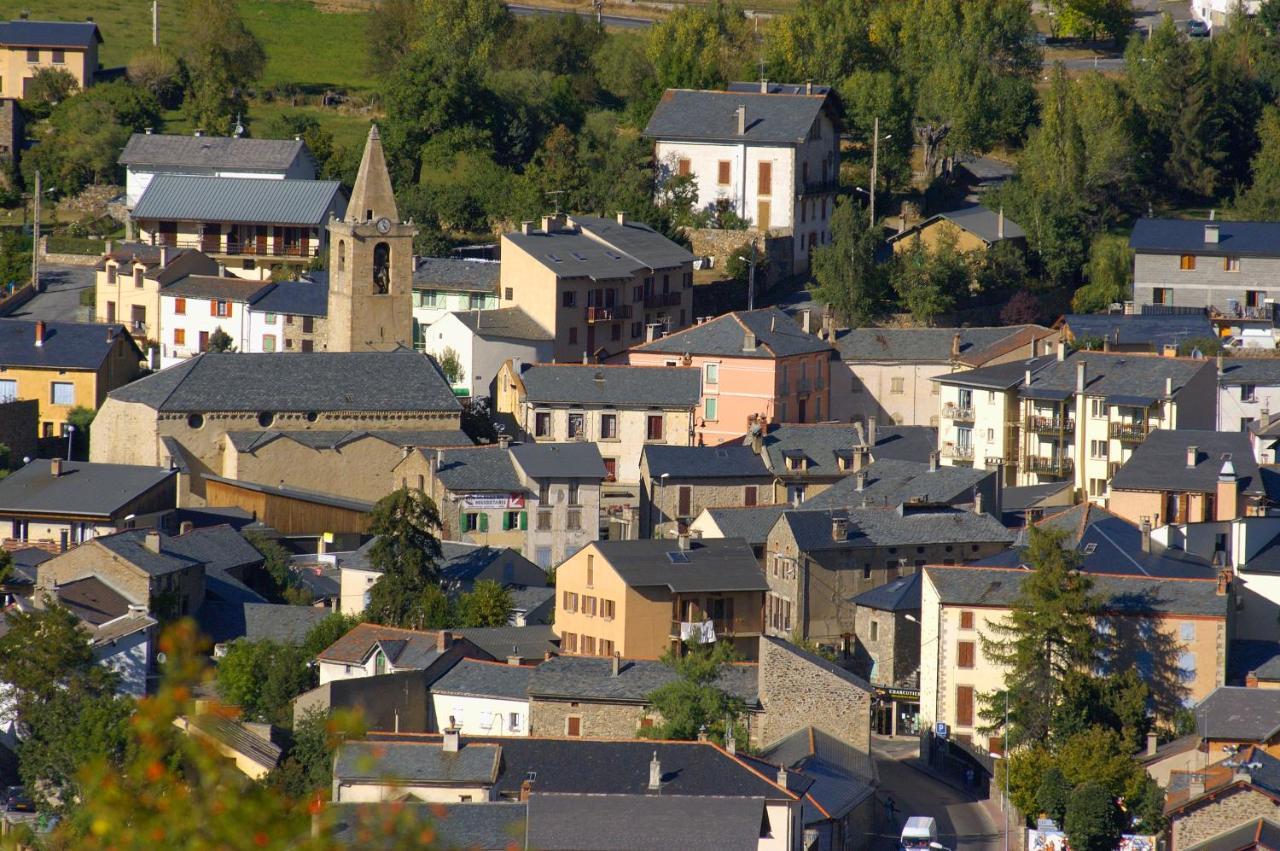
[31,169,41,293]
[869,116,879,227]
[153,1,159,46]
[747,241,756,312]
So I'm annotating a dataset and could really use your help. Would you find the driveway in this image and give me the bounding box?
[872,737,1005,851]
[11,264,95,322]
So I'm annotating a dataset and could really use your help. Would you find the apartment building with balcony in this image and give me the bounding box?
[498,213,694,363]
[130,174,345,274]
[0,19,100,99]
[935,345,1216,499]
[553,536,768,660]
[644,82,840,270]
[119,132,315,209]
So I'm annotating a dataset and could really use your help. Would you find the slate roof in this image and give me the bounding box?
[592,538,768,593]
[635,307,833,358]
[700,505,788,546]
[413,257,500,292]
[510,442,607,479]
[437,545,546,588]
[726,81,832,95]
[334,740,501,785]
[924,566,1231,618]
[526,655,760,705]
[227,428,471,454]
[108,350,461,413]
[755,423,938,475]
[120,134,306,170]
[56,576,131,626]
[1195,688,1280,742]
[430,658,534,701]
[162,275,272,303]
[330,802,526,849]
[1001,481,1072,513]
[452,307,553,341]
[1110,429,1270,498]
[869,426,939,464]
[131,175,343,226]
[935,355,1054,390]
[0,20,100,48]
[504,216,693,279]
[92,529,203,577]
[852,572,921,612]
[778,505,1014,551]
[1130,218,1280,258]
[0,460,173,518]
[1184,817,1280,851]
[517,364,701,408]
[573,216,695,271]
[316,623,451,667]
[448,624,559,661]
[835,326,1042,363]
[1250,645,1280,682]
[801,459,992,512]
[1219,358,1280,386]
[1063,313,1215,350]
[1023,351,1210,403]
[433,447,524,493]
[197,601,327,646]
[642,444,772,479]
[0,319,138,370]
[1167,747,1280,812]
[248,279,328,317]
[888,205,1026,245]
[161,524,265,603]
[645,88,829,144]
[185,714,282,771]
[760,725,877,785]
[527,793,765,851]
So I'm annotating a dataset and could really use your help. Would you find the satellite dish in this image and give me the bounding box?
[156,651,167,664]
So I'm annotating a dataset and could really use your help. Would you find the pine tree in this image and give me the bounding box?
[1236,106,1280,217]
[364,488,445,628]
[809,198,887,326]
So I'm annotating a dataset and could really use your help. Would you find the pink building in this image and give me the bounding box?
[628,307,835,445]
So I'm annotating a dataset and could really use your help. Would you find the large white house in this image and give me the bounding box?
[422,307,554,399]
[644,81,840,269]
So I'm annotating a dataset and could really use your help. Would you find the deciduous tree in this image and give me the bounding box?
[457,579,514,627]
[641,641,747,747]
[809,198,886,326]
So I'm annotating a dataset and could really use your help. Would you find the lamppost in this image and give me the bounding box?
[65,425,75,461]
[733,242,758,312]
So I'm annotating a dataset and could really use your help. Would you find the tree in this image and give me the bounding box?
[366,0,424,76]
[1036,767,1072,823]
[978,527,1100,744]
[646,2,749,91]
[457,580,514,627]
[208,327,235,352]
[267,706,352,800]
[127,46,186,108]
[0,547,11,587]
[246,530,296,600]
[66,405,96,460]
[641,641,747,747]
[0,231,31,289]
[261,113,336,177]
[1178,335,1223,356]
[809,198,886,326]
[1000,290,1042,326]
[364,488,445,628]
[1064,781,1125,851]
[1263,0,1280,36]
[1073,234,1133,313]
[764,0,875,86]
[181,0,266,134]
[1053,670,1150,752]
[1236,106,1280,218]
[22,66,79,112]
[889,235,966,326]
[215,639,312,726]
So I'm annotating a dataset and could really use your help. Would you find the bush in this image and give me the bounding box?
[45,236,103,256]
[79,288,96,309]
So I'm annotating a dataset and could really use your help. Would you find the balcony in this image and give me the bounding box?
[943,404,975,423]
[1026,415,1074,435]
[798,178,840,195]
[150,231,321,259]
[670,617,759,641]
[941,444,975,462]
[585,305,631,323]
[1025,455,1074,476]
[1110,422,1149,443]
[643,292,682,309]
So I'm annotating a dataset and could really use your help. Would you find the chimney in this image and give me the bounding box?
[777,765,788,787]
[1217,567,1231,596]
[443,727,461,753]
[1076,360,1087,393]
[1025,367,1033,386]
[611,652,621,677]
[1166,376,1174,397]
[697,727,708,742]
[1263,409,1272,430]
[821,309,834,341]
[770,315,777,333]
[855,470,867,492]
[646,324,659,343]
[997,207,1005,240]
[540,215,556,232]
[1205,223,1220,244]
[1217,354,1225,377]
[802,309,812,335]
[1186,445,1199,468]
[760,78,768,94]
[973,490,984,515]
[437,630,453,651]
[520,221,533,235]
[1147,731,1159,757]
[506,654,522,666]
[832,516,847,541]
[49,458,62,477]
[497,434,511,450]
[929,451,939,472]
[1218,461,1240,521]
[736,105,746,136]
[1140,517,1151,554]
[106,326,116,343]
[194,128,204,137]
[867,415,877,447]
[743,331,757,352]
[1057,340,1067,361]
[144,126,152,135]
[677,531,691,551]
[852,445,868,473]
[519,779,534,801]
[616,211,627,225]
[217,263,227,278]
[144,531,161,554]
[1188,775,1205,798]
[34,320,45,347]
[160,245,172,267]
[582,352,589,365]
[179,520,194,535]
[648,752,661,790]
[749,424,763,455]
[805,79,813,95]
[726,736,736,755]
[951,332,962,360]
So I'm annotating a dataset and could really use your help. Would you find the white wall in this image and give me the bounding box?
[413,288,499,333]
[159,293,253,367]
[319,657,377,686]
[654,141,796,229]
[126,156,314,207]
[95,623,152,698]
[424,312,553,398]
[246,309,285,354]
[1219,381,1280,433]
[339,565,379,617]
[333,780,490,804]
[431,693,529,737]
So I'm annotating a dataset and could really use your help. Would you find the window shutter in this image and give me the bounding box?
[210,300,218,316]
[479,513,489,533]
[519,511,528,530]
[502,513,511,531]
[459,509,466,531]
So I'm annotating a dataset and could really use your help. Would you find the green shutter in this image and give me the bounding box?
[519,511,528,530]
[459,509,467,532]
[479,513,489,533]
[502,512,511,531]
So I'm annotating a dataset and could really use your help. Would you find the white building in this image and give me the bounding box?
[429,658,532,737]
[644,82,840,269]
[422,308,554,399]
[412,257,500,342]
[245,277,329,354]
[1218,357,1280,434]
[119,131,315,208]
[1191,0,1259,27]
[315,623,463,686]
[157,274,270,366]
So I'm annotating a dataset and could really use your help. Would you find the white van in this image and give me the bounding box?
[900,816,938,850]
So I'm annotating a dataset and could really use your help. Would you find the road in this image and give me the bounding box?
[507,3,653,29]
[10,264,95,322]
[872,738,1004,851]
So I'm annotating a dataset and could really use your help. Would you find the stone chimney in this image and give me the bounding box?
[443,727,461,753]
[832,516,847,541]
[49,457,62,477]
[646,324,660,343]
[1140,517,1151,554]
[802,309,812,335]
[973,490,984,515]
[821,310,834,342]
[867,415,877,447]
[1218,461,1241,522]
[497,434,511,450]
[951,332,962,360]
[648,752,661,790]
[34,320,45,347]
[749,423,763,455]
[1076,360,1087,393]
[1188,775,1205,798]
[677,531,691,551]
[437,630,453,651]
[736,105,746,136]
[805,80,813,94]
[851,445,869,473]
[507,654,522,666]
[144,530,161,554]
[611,652,621,677]
[1186,445,1199,468]
[1217,567,1231,596]
[855,470,867,492]
[928,451,939,472]
[1057,340,1067,361]
[179,520,194,535]
[1147,731,1159,757]
[520,778,534,801]
[520,221,534,235]
[616,211,627,225]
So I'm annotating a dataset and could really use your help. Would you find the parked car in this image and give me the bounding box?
[1186,19,1210,37]
[1,786,33,813]
[901,816,939,850]
[1224,330,1277,350]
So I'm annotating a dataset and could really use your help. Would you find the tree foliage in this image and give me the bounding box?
[810,199,886,326]
[1064,781,1126,851]
[22,67,79,112]
[127,46,186,109]
[641,641,747,747]
[181,0,265,134]
[364,488,446,627]
[457,579,514,627]
[1073,234,1133,313]
[889,234,967,326]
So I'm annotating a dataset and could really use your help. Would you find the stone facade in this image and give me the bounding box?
[640,474,776,539]
[224,432,420,503]
[851,605,919,687]
[36,536,205,618]
[687,228,795,286]
[0,399,37,468]
[528,698,663,740]
[1171,787,1278,850]
[756,636,872,753]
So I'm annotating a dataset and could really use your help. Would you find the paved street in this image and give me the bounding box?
[12,264,95,323]
[507,3,654,29]
[872,737,1005,851]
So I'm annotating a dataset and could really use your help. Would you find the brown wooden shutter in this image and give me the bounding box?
[744,486,757,507]
[717,160,731,185]
[567,717,581,737]
[758,161,772,196]
[677,159,691,177]
[960,610,975,629]
[956,686,974,727]
[957,641,975,669]
[210,300,218,317]
[678,486,691,517]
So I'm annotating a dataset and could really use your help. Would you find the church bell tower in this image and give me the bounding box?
[325,125,417,352]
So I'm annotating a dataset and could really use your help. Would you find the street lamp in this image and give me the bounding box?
[732,243,759,311]
[65,425,75,461]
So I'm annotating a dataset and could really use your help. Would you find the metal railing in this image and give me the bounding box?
[1110,422,1149,442]
[643,292,682,309]
[585,305,632,323]
[1026,415,1074,435]
[942,444,975,460]
[150,233,321,258]
[1025,455,1074,476]
[943,404,975,422]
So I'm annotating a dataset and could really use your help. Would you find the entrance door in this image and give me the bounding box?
[255,226,268,255]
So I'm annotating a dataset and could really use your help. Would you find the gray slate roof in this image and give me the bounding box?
[413,257,500,292]
[504,216,692,279]
[836,326,1039,362]
[527,655,759,705]
[1111,429,1270,498]
[802,458,992,511]
[1064,313,1214,350]
[574,215,695,271]
[593,538,768,592]
[518,364,700,408]
[760,724,877,785]
[334,740,500,785]
[162,275,271,303]
[943,350,1212,404]
[643,444,772,479]
[160,523,265,602]
[120,134,307,170]
[527,793,765,851]
[248,279,328,317]
[778,505,1013,551]
[131,174,343,226]
[197,601,327,645]
[448,624,559,661]
[0,319,138,370]
[1130,218,1280,258]
[330,802,525,850]
[0,20,100,47]
[0,460,173,518]
[109,350,461,413]
[755,423,938,475]
[434,448,524,493]
[701,505,788,546]
[510,442,607,479]
[57,576,131,626]
[1221,358,1280,387]
[1194,687,1280,741]
[925,566,1232,617]
[645,88,829,144]
[430,658,534,700]
[228,428,471,454]
[887,205,1025,245]
[637,307,834,358]
[93,529,202,577]
[452,307,553,341]
[853,572,921,612]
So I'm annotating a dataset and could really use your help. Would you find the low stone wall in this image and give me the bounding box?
[0,283,34,316]
[687,227,795,286]
[41,252,101,266]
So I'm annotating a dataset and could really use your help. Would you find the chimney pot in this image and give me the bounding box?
[832,516,847,541]
[443,727,461,753]
[737,105,746,136]
[929,451,939,472]
[611,652,620,677]
[144,530,161,554]
[144,127,152,135]
[34,320,45,347]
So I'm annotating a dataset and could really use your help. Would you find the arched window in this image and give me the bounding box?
[337,240,346,272]
[373,242,390,294]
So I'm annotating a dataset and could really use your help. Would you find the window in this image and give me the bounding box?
[567,509,581,530]
[1179,254,1196,270]
[581,636,597,656]
[717,160,731,185]
[25,49,37,62]
[1225,256,1241,272]
[704,398,718,421]
[600,413,617,439]
[302,316,314,333]
[1153,287,1173,305]
[1180,622,1195,641]
[602,458,617,482]
[1089,478,1107,497]
[646,414,664,441]
[262,335,276,353]
[1178,652,1197,679]
[50,382,74,406]
[677,158,691,176]
[567,715,582,735]
[534,411,552,438]
[1090,440,1108,459]
[212,300,230,317]
[869,620,879,642]
[891,377,905,395]
[600,639,614,657]
[107,264,117,285]
[602,599,615,620]
[956,685,975,727]
[264,312,277,325]
[301,340,313,353]
[1242,383,1259,402]
[173,329,186,346]
[172,297,186,315]
[957,641,976,669]
[568,481,580,506]
[51,50,64,64]
[0,379,15,401]
[583,596,597,617]
[503,510,522,530]
[562,632,578,653]
[757,200,771,229]
[562,291,576,308]
[1091,398,1106,418]
[505,287,513,301]
[562,591,578,613]
[463,513,482,532]
[959,610,975,630]
[744,486,757,507]
[704,362,719,386]
[134,268,144,288]
[586,554,594,587]
[758,161,772,195]
[537,510,552,531]
[538,482,550,504]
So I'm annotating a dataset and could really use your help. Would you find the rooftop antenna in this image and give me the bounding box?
[545,190,565,216]
[232,113,244,138]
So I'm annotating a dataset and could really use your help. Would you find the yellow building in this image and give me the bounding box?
[554,537,768,660]
[0,318,143,437]
[0,19,101,98]
[887,204,1025,255]
[94,244,222,344]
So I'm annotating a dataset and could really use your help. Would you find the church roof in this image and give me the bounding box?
[345,125,398,223]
